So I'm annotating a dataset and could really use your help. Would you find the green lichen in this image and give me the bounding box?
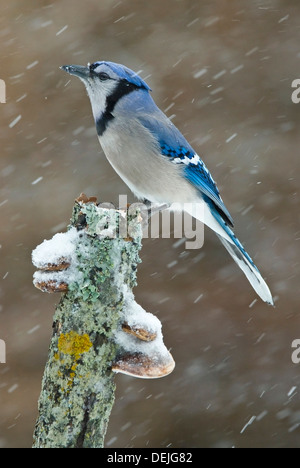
[66,203,142,305]
[33,199,143,448]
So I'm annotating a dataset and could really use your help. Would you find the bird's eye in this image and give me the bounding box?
[98,72,110,81]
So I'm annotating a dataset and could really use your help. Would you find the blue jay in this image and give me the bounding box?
[61,61,273,305]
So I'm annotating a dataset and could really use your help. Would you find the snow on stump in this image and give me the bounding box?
[32,194,175,448]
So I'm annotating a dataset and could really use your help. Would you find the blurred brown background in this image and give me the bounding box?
[0,0,299,448]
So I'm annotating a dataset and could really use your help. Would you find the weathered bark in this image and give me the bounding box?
[32,197,142,448]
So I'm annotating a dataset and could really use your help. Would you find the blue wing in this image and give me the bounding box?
[139,111,234,227]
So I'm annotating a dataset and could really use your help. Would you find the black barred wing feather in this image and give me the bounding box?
[160,142,234,227]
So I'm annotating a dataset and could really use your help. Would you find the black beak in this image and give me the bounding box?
[60,64,90,79]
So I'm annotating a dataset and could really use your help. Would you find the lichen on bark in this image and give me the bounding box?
[32,198,142,448]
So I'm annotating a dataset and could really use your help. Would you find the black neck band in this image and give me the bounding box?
[96,80,138,136]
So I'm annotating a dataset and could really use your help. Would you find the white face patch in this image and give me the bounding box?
[84,76,118,122]
[81,63,122,122]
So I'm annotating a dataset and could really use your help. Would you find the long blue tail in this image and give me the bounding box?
[207,199,274,305]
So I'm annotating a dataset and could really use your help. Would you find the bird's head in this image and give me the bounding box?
[61,61,151,132]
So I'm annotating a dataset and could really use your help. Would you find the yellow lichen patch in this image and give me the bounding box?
[57,331,93,389]
[58,331,92,361]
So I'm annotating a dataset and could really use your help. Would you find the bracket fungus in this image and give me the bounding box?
[112,290,175,379]
[32,195,175,380]
[32,228,79,293]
